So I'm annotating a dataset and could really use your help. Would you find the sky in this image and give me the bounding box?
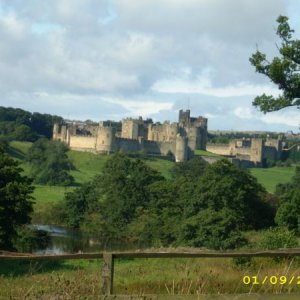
[0,0,299,132]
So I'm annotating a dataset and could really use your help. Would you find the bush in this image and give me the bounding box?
[258,227,298,250]
[180,208,248,250]
[14,226,51,252]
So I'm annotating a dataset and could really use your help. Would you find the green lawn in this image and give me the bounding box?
[250,166,296,193]
[68,150,109,183]
[195,149,222,158]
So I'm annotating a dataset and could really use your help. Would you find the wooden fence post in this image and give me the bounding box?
[101,252,114,295]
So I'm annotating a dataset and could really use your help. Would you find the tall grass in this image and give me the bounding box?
[1,258,300,297]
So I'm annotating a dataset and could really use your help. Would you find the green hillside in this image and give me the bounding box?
[8,141,175,222]
[7,141,297,223]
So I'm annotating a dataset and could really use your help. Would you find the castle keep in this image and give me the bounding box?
[53,110,208,162]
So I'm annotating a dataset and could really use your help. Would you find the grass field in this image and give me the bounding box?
[1,257,300,297]
[250,166,296,193]
[194,149,222,157]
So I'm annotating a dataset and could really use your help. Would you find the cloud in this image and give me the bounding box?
[152,77,280,97]
[0,0,298,132]
[234,106,300,128]
[102,96,174,117]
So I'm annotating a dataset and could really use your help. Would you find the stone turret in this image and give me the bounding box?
[175,134,188,162]
[250,138,263,165]
[53,123,59,140]
[95,124,115,153]
[179,109,191,127]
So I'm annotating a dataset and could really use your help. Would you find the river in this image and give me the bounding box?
[32,224,109,254]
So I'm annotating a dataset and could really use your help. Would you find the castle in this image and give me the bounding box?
[53,110,208,162]
[206,138,284,167]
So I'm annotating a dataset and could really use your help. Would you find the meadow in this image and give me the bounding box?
[1,256,300,297]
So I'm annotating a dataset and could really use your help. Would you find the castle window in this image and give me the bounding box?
[107,134,109,138]
[102,140,104,144]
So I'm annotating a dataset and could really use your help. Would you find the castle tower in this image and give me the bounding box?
[179,109,191,127]
[250,138,264,165]
[53,123,59,140]
[95,125,115,154]
[60,125,68,143]
[187,127,198,151]
[175,134,188,162]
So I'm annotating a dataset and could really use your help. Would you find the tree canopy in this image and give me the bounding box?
[250,16,300,112]
[0,106,63,141]
[0,147,34,249]
[275,166,300,233]
[27,138,74,186]
[60,154,275,250]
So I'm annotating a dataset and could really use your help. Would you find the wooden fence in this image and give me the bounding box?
[2,248,300,295]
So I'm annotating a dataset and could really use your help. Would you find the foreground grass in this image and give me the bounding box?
[1,258,300,297]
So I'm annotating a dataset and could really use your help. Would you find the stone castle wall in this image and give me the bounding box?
[53,109,208,162]
[206,143,231,156]
[69,136,96,151]
[207,138,283,166]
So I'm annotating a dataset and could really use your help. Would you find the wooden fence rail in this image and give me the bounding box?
[2,248,300,295]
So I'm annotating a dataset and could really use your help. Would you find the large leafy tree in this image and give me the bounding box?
[275,166,300,233]
[0,147,34,249]
[181,159,274,249]
[27,138,74,185]
[250,16,300,112]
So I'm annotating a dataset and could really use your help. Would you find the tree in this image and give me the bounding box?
[186,160,274,230]
[0,147,34,249]
[180,208,247,250]
[250,16,300,112]
[27,139,74,186]
[275,167,300,233]
[170,155,208,180]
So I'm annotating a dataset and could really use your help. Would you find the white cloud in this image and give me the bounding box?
[261,111,300,127]
[102,97,173,117]
[152,78,280,98]
[233,106,300,128]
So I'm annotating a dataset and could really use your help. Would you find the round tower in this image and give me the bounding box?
[187,127,198,151]
[175,134,188,162]
[96,125,115,154]
[53,123,59,140]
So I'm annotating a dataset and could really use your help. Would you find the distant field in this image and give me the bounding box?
[250,166,296,193]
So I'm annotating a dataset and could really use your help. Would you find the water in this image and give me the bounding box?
[32,224,103,254]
